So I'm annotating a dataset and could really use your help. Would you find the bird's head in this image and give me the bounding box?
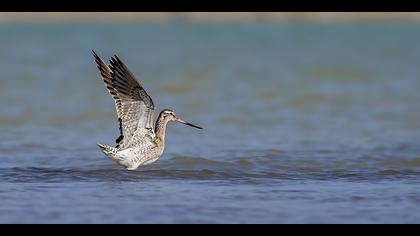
[160,109,203,129]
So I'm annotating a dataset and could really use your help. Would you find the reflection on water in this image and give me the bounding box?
[1,21,420,223]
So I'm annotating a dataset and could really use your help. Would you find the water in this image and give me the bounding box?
[1,21,420,223]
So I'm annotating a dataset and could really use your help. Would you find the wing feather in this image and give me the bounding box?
[93,51,155,149]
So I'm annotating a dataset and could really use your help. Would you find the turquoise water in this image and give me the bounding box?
[1,21,420,223]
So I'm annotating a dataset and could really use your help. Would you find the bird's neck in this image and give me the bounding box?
[154,116,169,144]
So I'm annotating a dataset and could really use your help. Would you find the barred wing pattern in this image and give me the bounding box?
[93,51,155,149]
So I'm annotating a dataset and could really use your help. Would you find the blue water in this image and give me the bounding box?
[1,21,420,223]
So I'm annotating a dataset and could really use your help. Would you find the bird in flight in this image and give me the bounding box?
[93,51,202,170]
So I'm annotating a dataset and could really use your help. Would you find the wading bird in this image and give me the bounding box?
[93,51,202,170]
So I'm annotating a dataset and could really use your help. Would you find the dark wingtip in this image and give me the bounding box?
[109,55,118,66]
[92,50,100,61]
[114,54,122,63]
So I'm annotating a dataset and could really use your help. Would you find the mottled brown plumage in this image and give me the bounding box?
[93,51,202,170]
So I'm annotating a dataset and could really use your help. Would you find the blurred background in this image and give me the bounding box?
[1,12,420,223]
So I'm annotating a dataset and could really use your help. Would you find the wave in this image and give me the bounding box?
[2,149,420,183]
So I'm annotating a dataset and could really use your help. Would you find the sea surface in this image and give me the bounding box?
[1,21,420,223]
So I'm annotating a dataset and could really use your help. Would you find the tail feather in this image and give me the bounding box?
[97,143,118,155]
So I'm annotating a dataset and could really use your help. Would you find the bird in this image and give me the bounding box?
[93,50,203,170]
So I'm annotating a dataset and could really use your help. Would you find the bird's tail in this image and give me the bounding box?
[97,143,118,155]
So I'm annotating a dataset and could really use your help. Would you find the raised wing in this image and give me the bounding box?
[93,51,155,148]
